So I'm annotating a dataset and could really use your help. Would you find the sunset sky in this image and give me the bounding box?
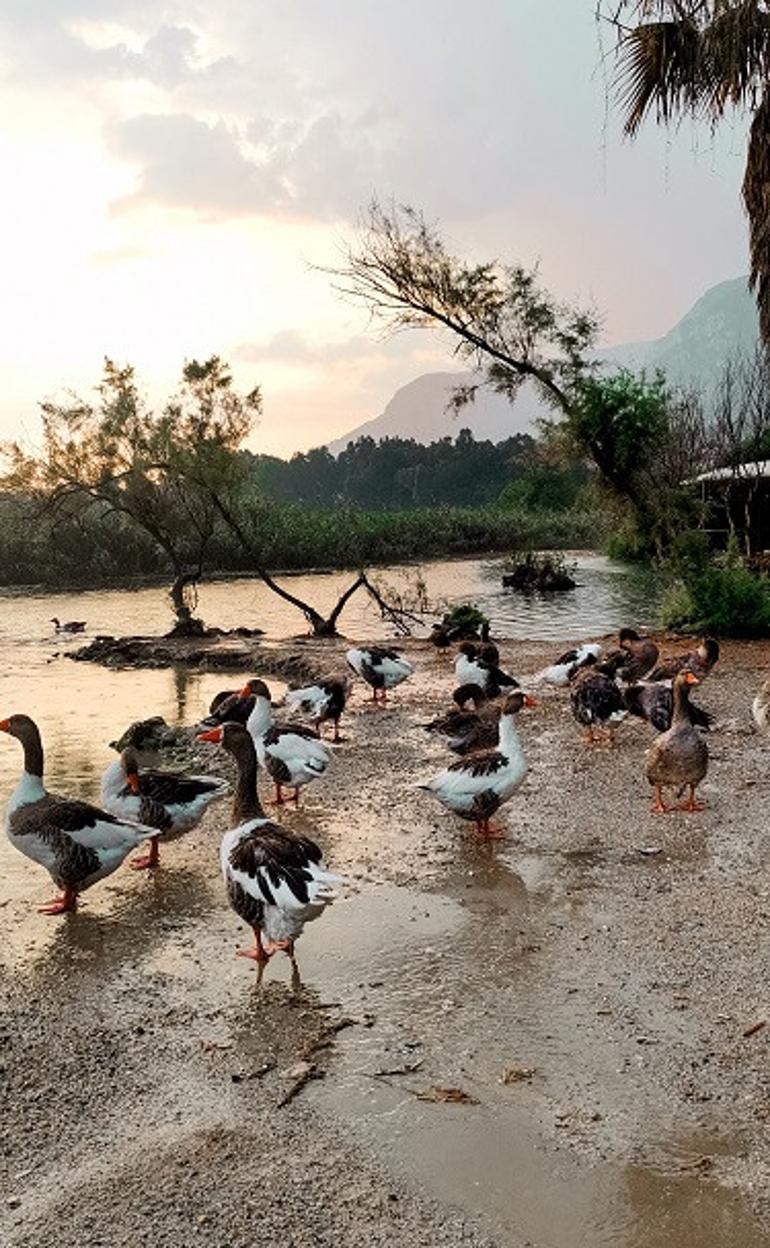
[0,1,750,456]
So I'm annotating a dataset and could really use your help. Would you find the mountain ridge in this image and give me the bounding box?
[325,277,757,454]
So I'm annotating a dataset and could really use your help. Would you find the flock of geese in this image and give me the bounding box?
[2,625,764,971]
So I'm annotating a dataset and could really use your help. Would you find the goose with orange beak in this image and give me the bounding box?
[101,747,229,870]
[418,691,537,838]
[196,722,341,968]
[1,715,156,913]
[242,680,332,806]
[645,671,709,813]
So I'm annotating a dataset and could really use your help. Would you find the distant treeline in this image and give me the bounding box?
[245,429,588,510]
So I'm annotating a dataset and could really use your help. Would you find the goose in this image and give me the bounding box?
[454,642,518,698]
[537,642,601,686]
[346,647,414,702]
[243,680,332,804]
[645,672,708,813]
[423,684,500,754]
[570,659,627,744]
[197,722,340,966]
[284,678,347,742]
[623,682,712,734]
[101,747,230,870]
[649,638,720,683]
[613,629,660,684]
[1,714,155,913]
[51,617,86,634]
[418,691,535,837]
[202,678,263,727]
[752,677,770,734]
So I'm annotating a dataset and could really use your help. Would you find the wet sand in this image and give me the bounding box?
[2,634,770,1246]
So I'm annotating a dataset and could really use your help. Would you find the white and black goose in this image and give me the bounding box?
[243,680,332,805]
[197,722,340,967]
[537,642,601,687]
[101,747,230,870]
[1,714,155,914]
[346,647,414,702]
[418,691,536,838]
[454,642,518,698]
[284,678,347,742]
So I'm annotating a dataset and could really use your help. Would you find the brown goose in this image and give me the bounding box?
[197,723,340,966]
[1,715,154,913]
[203,678,263,727]
[645,672,708,813]
[615,629,660,684]
[101,748,229,869]
[623,682,713,733]
[51,617,86,634]
[649,638,720,683]
[423,684,500,754]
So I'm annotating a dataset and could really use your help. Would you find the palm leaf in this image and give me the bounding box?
[614,19,705,133]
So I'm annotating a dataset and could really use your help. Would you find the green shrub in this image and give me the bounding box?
[662,539,770,636]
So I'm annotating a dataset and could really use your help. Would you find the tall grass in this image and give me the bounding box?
[0,494,603,591]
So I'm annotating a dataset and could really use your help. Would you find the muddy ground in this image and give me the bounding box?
[2,633,770,1247]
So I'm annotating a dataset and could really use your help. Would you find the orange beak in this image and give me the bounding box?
[238,684,253,699]
[0,719,9,732]
[126,773,141,794]
[523,695,538,708]
[197,726,224,743]
[684,671,700,685]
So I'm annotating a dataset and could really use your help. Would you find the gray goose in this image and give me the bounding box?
[100,747,229,870]
[51,617,86,634]
[645,672,708,813]
[197,722,340,967]
[1,715,154,914]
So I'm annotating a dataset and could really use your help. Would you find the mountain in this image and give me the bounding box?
[326,277,758,454]
[600,277,757,391]
[326,371,538,454]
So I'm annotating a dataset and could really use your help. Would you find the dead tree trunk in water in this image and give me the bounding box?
[166,569,206,637]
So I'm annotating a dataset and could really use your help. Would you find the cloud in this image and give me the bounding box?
[108,108,381,221]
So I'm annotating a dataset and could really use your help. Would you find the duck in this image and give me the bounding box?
[645,671,708,813]
[101,747,230,870]
[202,678,263,727]
[346,646,414,702]
[454,642,518,698]
[569,659,627,744]
[0,714,155,913]
[418,690,535,838]
[423,684,500,754]
[649,638,720,683]
[284,678,347,742]
[196,722,340,966]
[623,682,713,734]
[537,642,602,686]
[752,677,770,734]
[51,617,86,634]
[243,680,332,804]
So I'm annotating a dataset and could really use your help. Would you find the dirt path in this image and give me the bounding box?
[2,634,770,1246]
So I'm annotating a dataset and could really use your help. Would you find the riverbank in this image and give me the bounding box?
[2,633,770,1245]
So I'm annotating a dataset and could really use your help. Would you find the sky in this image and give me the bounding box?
[0,0,751,457]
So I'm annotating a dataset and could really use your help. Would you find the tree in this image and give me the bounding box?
[598,1,770,346]
[565,370,711,553]
[2,357,261,633]
[327,199,601,416]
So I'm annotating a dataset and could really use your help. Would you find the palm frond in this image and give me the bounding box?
[614,19,705,132]
[743,88,770,343]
